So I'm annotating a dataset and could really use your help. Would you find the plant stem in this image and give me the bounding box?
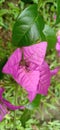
[13,86,18,130]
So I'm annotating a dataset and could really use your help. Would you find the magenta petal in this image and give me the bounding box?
[0,103,9,122]
[56,42,60,51]
[23,42,47,66]
[2,48,22,75]
[0,86,24,122]
[13,66,40,101]
[37,62,51,95]
[28,91,37,102]
[57,36,60,43]
[50,68,59,77]
[0,87,24,112]
[2,98,24,110]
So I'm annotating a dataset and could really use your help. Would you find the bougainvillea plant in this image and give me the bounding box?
[1,41,59,122]
[0,2,60,129]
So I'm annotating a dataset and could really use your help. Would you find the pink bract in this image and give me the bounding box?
[37,62,51,95]
[2,42,58,102]
[56,36,60,51]
[0,87,24,122]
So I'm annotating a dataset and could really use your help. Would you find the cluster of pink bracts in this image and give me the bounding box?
[0,37,60,121]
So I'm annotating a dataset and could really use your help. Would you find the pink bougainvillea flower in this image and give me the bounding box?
[2,42,58,102]
[56,35,60,55]
[2,42,47,100]
[0,87,24,121]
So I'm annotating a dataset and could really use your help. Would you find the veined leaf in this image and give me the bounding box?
[12,4,45,47]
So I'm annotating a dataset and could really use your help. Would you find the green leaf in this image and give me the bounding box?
[43,25,57,49]
[21,95,41,127]
[56,0,60,24]
[26,94,41,110]
[20,109,31,127]
[12,4,45,47]
[0,57,7,79]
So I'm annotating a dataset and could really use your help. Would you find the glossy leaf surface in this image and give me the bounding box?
[12,4,45,47]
